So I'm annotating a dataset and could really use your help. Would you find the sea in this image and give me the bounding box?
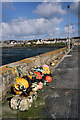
[1,47,62,66]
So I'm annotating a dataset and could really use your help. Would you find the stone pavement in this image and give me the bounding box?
[47,45,78,119]
[2,45,79,119]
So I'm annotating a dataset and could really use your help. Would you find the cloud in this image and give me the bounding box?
[0,25,2,39]
[2,17,62,40]
[2,2,68,40]
[34,2,66,19]
[64,25,75,34]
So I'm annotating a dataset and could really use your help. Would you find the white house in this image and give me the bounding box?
[10,40,17,44]
[36,39,42,44]
[27,42,31,44]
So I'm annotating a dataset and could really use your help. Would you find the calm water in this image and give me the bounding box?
[1,47,62,66]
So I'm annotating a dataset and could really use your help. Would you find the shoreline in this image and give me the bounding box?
[1,43,67,48]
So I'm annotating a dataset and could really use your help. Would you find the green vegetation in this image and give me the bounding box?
[14,43,67,48]
[17,90,45,118]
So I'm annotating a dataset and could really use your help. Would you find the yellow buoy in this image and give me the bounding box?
[27,74,32,79]
[42,66,50,74]
[51,62,55,66]
[13,77,29,95]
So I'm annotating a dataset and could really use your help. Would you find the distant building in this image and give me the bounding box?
[36,39,42,44]
[27,42,31,45]
[26,39,42,45]
[17,40,24,44]
[72,36,80,42]
[43,38,56,44]
[25,40,29,44]
[56,38,67,43]
[42,38,68,44]
[4,40,17,44]
[72,36,80,45]
[10,41,17,45]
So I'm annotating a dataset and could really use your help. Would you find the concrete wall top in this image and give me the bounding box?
[1,47,67,76]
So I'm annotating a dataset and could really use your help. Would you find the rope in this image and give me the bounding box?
[1,95,15,104]
[6,66,19,78]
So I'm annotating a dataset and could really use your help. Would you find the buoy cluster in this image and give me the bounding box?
[8,51,67,111]
[9,64,52,111]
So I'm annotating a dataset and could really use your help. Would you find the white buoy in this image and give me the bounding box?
[10,95,22,110]
[19,98,31,111]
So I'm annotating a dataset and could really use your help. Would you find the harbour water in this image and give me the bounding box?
[1,47,62,66]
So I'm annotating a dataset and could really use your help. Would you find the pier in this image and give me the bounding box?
[1,45,79,119]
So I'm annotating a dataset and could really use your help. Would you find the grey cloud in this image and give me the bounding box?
[64,25,75,34]
[2,17,62,40]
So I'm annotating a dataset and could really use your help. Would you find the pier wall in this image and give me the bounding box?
[0,47,67,100]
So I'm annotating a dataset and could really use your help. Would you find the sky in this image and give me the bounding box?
[1,1,78,41]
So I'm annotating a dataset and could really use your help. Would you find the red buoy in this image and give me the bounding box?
[34,71,42,79]
[45,76,52,83]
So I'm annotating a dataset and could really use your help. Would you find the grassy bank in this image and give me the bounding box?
[14,43,67,48]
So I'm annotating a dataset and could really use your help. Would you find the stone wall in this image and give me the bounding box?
[0,47,67,100]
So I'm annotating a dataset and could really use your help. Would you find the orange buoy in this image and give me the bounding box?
[43,64,49,69]
[45,76,52,83]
